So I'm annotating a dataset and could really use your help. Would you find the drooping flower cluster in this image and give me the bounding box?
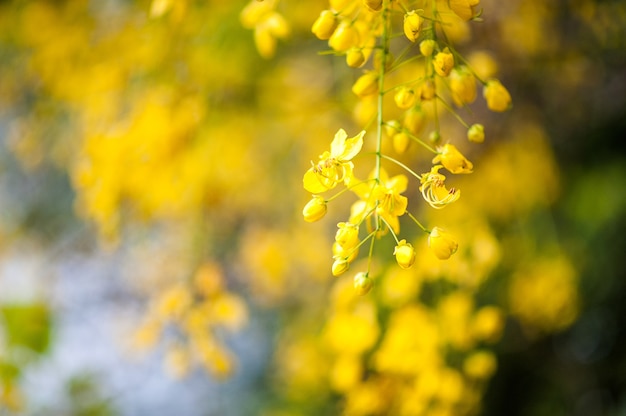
[302,1,511,295]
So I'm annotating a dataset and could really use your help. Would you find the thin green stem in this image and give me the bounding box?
[380,153,423,181]
[325,178,377,202]
[436,94,470,128]
[380,216,400,244]
[375,2,391,183]
[406,211,430,233]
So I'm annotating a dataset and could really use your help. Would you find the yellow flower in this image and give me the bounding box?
[335,222,360,248]
[394,86,416,109]
[483,79,512,112]
[392,131,410,154]
[303,129,365,193]
[312,10,338,40]
[403,106,426,135]
[419,39,436,57]
[449,66,477,106]
[433,48,454,77]
[352,71,379,98]
[302,195,327,222]
[463,350,497,380]
[372,172,409,234]
[432,143,473,174]
[332,257,350,276]
[403,11,422,42]
[328,21,359,52]
[333,241,359,263]
[419,165,461,209]
[467,123,485,143]
[346,47,365,68]
[394,239,416,269]
[353,272,372,295]
[449,0,479,21]
[428,227,458,260]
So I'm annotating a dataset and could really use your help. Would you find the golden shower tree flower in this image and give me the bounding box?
[483,79,512,112]
[312,9,338,40]
[302,195,327,222]
[303,129,366,193]
[428,226,459,260]
[394,239,416,269]
[433,48,454,77]
[449,66,477,106]
[432,143,473,174]
[353,272,373,296]
[372,171,409,234]
[403,10,422,42]
[419,165,461,209]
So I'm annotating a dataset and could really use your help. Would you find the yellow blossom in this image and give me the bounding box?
[328,21,359,52]
[336,222,360,248]
[372,172,409,234]
[428,227,458,260]
[433,48,454,77]
[346,47,366,68]
[392,131,410,154]
[394,86,416,109]
[463,350,497,380]
[467,123,485,143]
[403,11,422,42]
[449,66,477,106]
[404,106,426,135]
[354,272,373,295]
[302,195,327,222]
[333,241,359,263]
[352,71,379,98]
[394,239,416,269]
[312,10,338,40]
[449,0,480,21]
[432,143,473,174]
[483,79,512,112]
[419,39,436,57]
[332,257,350,276]
[419,165,461,209]
[303,129,365,193]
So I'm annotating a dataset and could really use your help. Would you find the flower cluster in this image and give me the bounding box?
[302,0,511,295]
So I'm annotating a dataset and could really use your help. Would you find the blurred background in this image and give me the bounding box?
[0,0,625,415]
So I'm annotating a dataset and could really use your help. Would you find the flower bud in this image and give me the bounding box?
[352,71,379,98]
[449,66,477,106]
[303,196,327,222]
[346,47,366,68]
[429,131,441,145]
[329,21,358,52]
[420,79,435,100]
[403,11,422,42]
[428,227,458,260]
[467,123,484,143]
[394,239,416,269]
[394,86,416,110]
[312,10,338,40]
[335,222,359,248]
[333,241,358,263]
[432,143,473,174]
[384,119,402,139]
[419,39,436,57]
[332,257,350,276]
[483,79,512,112]
[433,48,454,77]
[403,106,426,135]
[353,272,372,295]
[393,132,410,154]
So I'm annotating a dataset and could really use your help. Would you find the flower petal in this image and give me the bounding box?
[303,168,331,193]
